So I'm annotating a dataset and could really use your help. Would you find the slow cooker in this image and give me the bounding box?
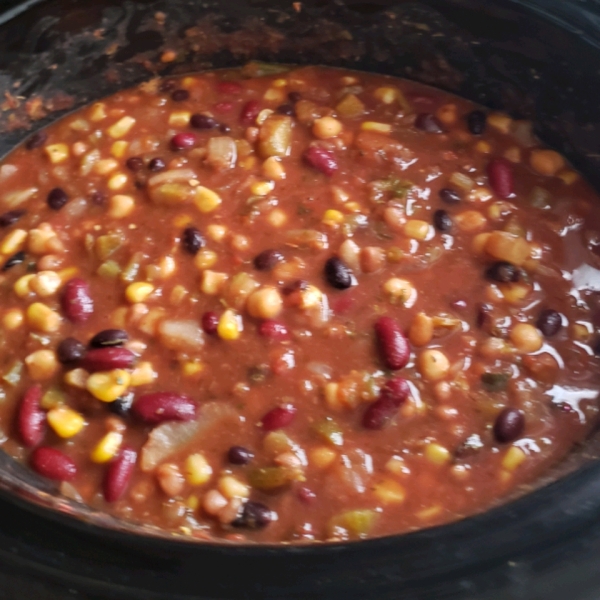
[1,0,600,598]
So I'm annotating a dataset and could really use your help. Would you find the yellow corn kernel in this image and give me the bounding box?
[200,270,228,295]
[94,159,118,175]
[2,308,23,330]
[126,282,154,303]
[28,225,59,255]
[345,201,363,213]
[108,194,135,218]
[403,220,431,240]
[185,453,213,485]
[309,446,337,469]
[424,443,451,465]
[500,282,531,304]
[108,173,128,191]
[558,169,579,185]
[361,121,392,133]
[322,209,344,227]
[30,271,62,297]
[130,361,157,386]
[47,406,86,439]
[488,112,513,134]
[502,446,527,470]
[475,140,492,154]
[250,180,275,197]
[455,210,487,232]
[194,249,217,270]
[385,456,409,476]
[90,102,107,121]
[0,229,27,255]
[64,368,89,388]
[417,505,442,521]
[170,284,188,306]
[206,224,227,242]
[160,49,177,62]
[110,141,128,158]
[25,350,59,380]
[262,156,285,180]
[324,382,342,411]
[182,360,204,377]
[168,111,191,127]
[373,479,406,504]
[91,431,123,463]
[108,116,136,138]
[172,214,193,228]
[217,309,242,340]
[40,388,65,410]
[58,267,79,283]
[218,475,250,499]
[264,88,285,102]
[267,208,288,227]
[273,78,287,88]
[193,186,222,213]
[157,256,176,278]
[86,369,131,402]
[186,495,199,510]
[26,302,61,332]
[45,143,70,163]
[373,86,399,104]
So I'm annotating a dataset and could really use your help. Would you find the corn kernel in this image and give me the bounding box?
[488,112,513,134]
[45,144,69,163]
[47,406,86,439]
[110,141,128,158]
[264,88,285,102]
[94,159,118,175]
[558,169,579,185]
[424,443,451,465]
[436,103,457,125]
[64,368,89,388]
[403,220,431,240]
[273,78,287,88]
[218,475,250,499]
[91,431,123,463]
[373,479,406,504]
[475,140,492,154]
[130,361,157,386]
[217,309,242,340]
[455,210,487,232]
[173,214,193,228]
[417,505,442,521]
[319,209,342,228]
[194,186,222,213]
[309,446,337,469]
[58,267,79,283]
[361,121,392,133]
[267,208,287,227]
[30,271,62,297]
[324,382,342,411]
[373,87,399,104]
[157,256,176,278]
[298,285,322,309]
[90,102,107,121]
[2,308,23,330]
[206,224,227,242]
[126,282,155,303]
[108,116,136,138]
[502,446,527,470]
[262,156,286,180]
[0,229,27,255]
[168,111,191,127]
[108,194,135,218]
[185,453,213,485]
[25,350,59,380]
[250,180,275,197]
[182,360,205,377]
[40,388,65,410]
[26,302,61,332]
[194,249,217,270]
[186,495,200,510]
[345,201,363,213]
[86,369,131,402]
[385,456,409,476]
[240,156,258,170]
[108,173,128,191]
[200,270,228,295]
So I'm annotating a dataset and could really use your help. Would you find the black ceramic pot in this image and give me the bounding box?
[1,1,600,598]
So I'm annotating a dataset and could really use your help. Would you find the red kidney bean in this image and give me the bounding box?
[261,404,297,431]
[258,319,290,341]
[30,447,77,481]
[61,278,94,323]
[103,446,137,502]
[82,347,135,372]
[132,392,197,424]
[493,408,525,443]
[363,377,410,429]
[240,100,261,125]
[374,316,410,370]
[170,132,197,151]
[18,384,46,447]
[487,157,514,198]
[303,147,338,176]
[380,377,410,404]
[190,114,218,130]
[201,311,219,335]
[217,81,242,95]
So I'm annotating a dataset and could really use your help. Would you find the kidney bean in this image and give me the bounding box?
[89,329,129,348]
[125,157,144,172]
[380,377,411,404]
[232,501,273,529]
[433,209,453,232]
[324,256,353,290]
[240,100,261,125]
[487,157,514,198]
[181,226,205,255]
[375,316,410,370]
[467,110,487,135]
[261,404,297,431]
[148,157,166,172]
[171,89,190,101]
[303,147,338,176]
[363,377,410,429]
[493,408,525,443]
[18,384,46,447]
[82,347,135,372]
[47,187,68,210]
[228,445,254,465]
[217,81,243,94]
[2,250,25,271]
[57,337,86,364]
[201,311,219,335]
[190,114,218,130]
[61,278,94,322]
[253,249,283,271]
[25,130,48,150]
[132,392,197,424]
[170,132,197,151]
[0,209,26,227]
[30,447,77,481]
[103,446,137,502]
[485,261,519,283]
[536,309,562,337]
[288,91,302,103]
[415,113,443,133]
[258,319,290,341]
[439,188,461,204]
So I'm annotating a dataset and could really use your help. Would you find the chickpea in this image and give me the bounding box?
[509,323,543,353]
[313,117,343,139]
[247,286,283,319]
[418,349,450,381]
[529,149,565,177]
[2,308,24,330]
[409,312,434,346]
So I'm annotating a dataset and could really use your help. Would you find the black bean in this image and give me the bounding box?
[324,256,353,290]
[288,91,302,103]
[171,89,190,102]
[433,209,453,232]
[414,113,443,133]
[181,226,205,255]
[253,249,283,271]
[275,103,295,116]
[125,157,144,172]
[232,501,273,529]
[593,337,600,356]
[148,157,166,172]
[1,251,25,272]
[467,110,487,135]
[476,303,493,329]
[485,261,519,283]
[57,338,86,364]
[493,408,525,443]
[89,329,129,348]
[25,130,48,150]
[219,123,232,134]
[190,114,218,130]
[109,393,134,417]
[228,446,254,465]
[0,209,26,227]
[160,80,177,92]
[536,309,562,337]
[439,188,461,204]
[47,187,68,211]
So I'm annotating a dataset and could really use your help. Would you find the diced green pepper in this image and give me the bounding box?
[97,260,121,278]
[241,62,291,78]
[312,417,344,446]
[95,232,124,261]
[248,466,294,491]
[481,372,510,392]
[328,509,378,539]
